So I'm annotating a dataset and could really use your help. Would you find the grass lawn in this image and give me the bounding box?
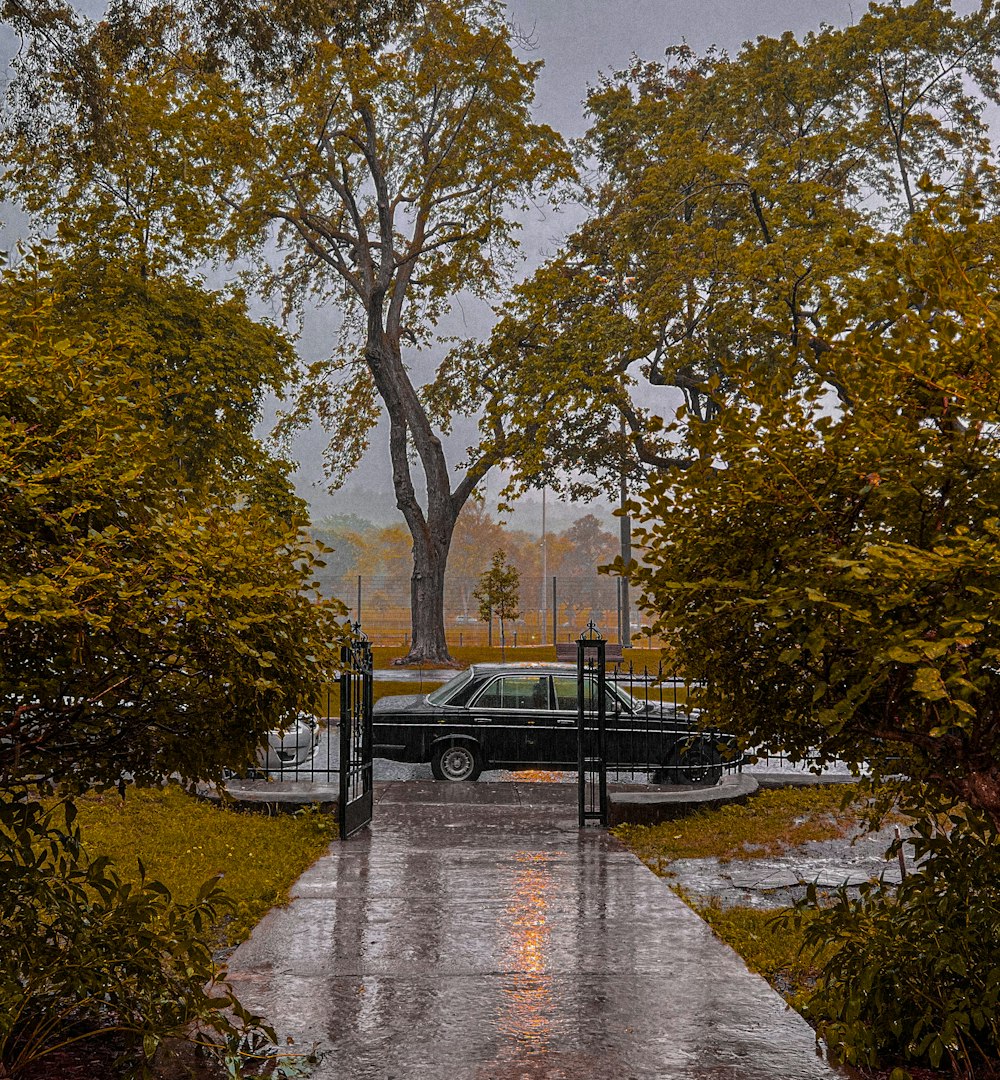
[613,783,858,866]
[692,901,833,1009]
[371,643,670,670]
[74,784,335,945]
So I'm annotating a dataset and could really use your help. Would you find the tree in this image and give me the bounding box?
[1,0,572,665]
[551,514,618,626]
[473,549,520,657]
[6,256,302,511]
[447,502,508,617]
[630,208,1000,827]
[0,256,346,789]
[458,0,1000,503]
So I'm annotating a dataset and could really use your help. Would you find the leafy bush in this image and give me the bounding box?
[0,795,277,1079]
[796,808,1000,1078]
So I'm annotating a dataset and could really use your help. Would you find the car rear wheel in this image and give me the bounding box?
[668,740,723,786]
[431,741,482,782]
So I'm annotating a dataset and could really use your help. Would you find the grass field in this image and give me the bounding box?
[613,784,858,867]
[74,785,335,945]
[371,643,671,670]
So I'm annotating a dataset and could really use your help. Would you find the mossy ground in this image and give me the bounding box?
[690,900,832,1009]
[613,783,858,866]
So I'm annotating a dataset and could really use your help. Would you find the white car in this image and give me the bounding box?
[256,713,321,772]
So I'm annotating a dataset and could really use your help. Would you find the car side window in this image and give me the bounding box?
[473,675,548,710]
[474,678,504,709]
[552,677,623,713]
[553,675,592,711]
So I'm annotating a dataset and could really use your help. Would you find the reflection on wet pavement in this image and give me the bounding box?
[497,852,557,1058]
[226,781,843,1079]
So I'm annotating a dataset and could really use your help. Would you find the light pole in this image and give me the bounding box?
[540,487,547,645]
[619,415,632,647]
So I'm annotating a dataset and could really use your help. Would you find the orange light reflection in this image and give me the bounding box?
[498,851,557,1054]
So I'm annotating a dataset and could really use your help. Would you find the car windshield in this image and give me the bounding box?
[426,668,476,706]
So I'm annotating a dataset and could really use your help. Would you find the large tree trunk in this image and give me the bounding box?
[402,505,457,665]
[366,317,487,666]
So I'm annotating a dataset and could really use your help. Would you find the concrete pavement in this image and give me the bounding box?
[226,781,843,1079]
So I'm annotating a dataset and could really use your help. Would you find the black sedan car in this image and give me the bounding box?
[373,662,740,784]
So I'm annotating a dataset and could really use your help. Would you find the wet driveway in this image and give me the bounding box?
[226,781,842,1079]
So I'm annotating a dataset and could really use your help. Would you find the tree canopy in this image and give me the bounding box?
[1,0,573,663]
[0,257,345,789]
[463,0,1000,500]
[631,208,1000,826]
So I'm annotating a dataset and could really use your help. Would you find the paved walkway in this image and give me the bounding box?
[227,781,843,1079]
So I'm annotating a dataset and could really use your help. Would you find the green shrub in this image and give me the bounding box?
[0,795,276,1079]
[796,808,1000,1078]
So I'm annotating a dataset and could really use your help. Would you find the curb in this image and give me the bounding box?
[609,773,759,825]
[195,780,339,815]
[751,772,861,790]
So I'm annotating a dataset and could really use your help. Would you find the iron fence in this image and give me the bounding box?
[319,572,665,649]
[597,662,743,785]
[259,660,748,787]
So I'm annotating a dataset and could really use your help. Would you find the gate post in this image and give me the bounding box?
[577,621,608,827]
[339,624,374,839]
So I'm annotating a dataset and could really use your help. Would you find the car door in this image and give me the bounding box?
[550,674,590,767]
[468,674,550,767]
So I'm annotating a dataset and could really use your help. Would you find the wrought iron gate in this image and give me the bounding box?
[338,629,374,839]
[577,622,608,827]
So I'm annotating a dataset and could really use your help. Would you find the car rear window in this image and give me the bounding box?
[552,675,625,713]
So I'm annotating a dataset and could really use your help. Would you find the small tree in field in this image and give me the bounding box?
[473,550,520,658]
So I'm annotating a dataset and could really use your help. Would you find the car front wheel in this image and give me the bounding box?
[431,741,482,782]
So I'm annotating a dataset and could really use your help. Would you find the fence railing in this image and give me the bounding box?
[258,665,737,785]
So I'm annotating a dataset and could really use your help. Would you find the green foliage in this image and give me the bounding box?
[1,0,574,664]
[473,549,521,654]
[0,256,347,789]
[74,785,334,946]
[0,795,275,1080]
[613,784,858,865]
[632,209,1000,825]
[469,0,1000,502]
[26,258,300,509]
[794,808,1000,1077]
